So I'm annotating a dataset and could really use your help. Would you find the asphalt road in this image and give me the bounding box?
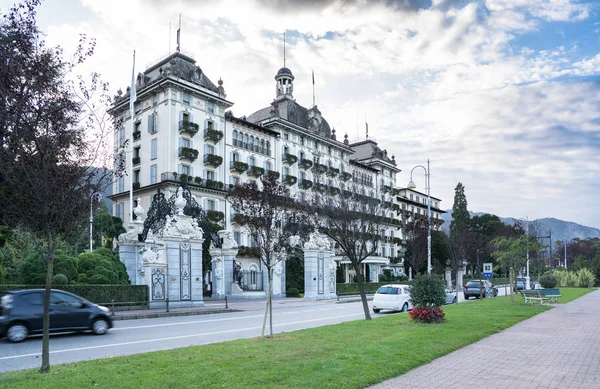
[0,285,518,373]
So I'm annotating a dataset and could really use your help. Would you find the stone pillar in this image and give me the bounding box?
[445,267,452,290]
[210,230,239,298]
[303,232,336,300]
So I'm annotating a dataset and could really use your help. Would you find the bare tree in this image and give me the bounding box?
[302,177,389,320]
[227,173,310,338]
[0,0,113,372]
[403,216,428,275]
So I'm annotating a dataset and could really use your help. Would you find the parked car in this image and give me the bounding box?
[372,284,412,313]
[0,289,113,343]
[514,278,534,291]
[445,289,458,304]
[464,280,498,300]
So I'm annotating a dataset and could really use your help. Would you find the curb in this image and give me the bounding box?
[112,308,242,321]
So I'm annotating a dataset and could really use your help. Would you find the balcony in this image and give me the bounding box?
[328,187,340,196]
[312,163,328,175]
[382,185,392,193]
[133,182,141,190]
[340,172,352,182]
[247,165,265,177]
[179,147,199,162]
[206,210,224,221]
[342,190,353,198]
[230,160,249,173]
[132,156,141,165]
[327,167,339,177]
[282,153,298,166]
[178,174,194,184]
[314,183,328,193]
[133,131,141,141]
[202,179,224,191]
[179,120,200,137]
[299,179,313,190]
[231,213,246,225]
[204,128,223,144]
[299,159,313,170]
[283,174,297,186]
[383,201,393,209]
[264,170,280,179]
[203,153,223,167]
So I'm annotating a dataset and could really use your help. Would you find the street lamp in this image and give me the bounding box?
[407,159,431,274]
[90,192,103,252]
[518,217,530,289]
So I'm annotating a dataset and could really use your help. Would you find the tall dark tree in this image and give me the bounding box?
[0,0,112,372]
[448,183,471,283]
[403,216,428,275]
[227,174,310,337]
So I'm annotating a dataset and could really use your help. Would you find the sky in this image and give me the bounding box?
[2,0,599,228]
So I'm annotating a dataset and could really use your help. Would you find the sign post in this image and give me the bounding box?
[483,263,493,279]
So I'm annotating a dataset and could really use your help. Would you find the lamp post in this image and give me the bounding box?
[518,217,530,289]
[89,192,103,252]
[407,159,431,274]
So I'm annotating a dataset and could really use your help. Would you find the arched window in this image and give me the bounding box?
[232,130,238,147]
[249,136,254,151]
[266,141,271,156]
[244,134,249,149]
[254,137,259,152]
[260,140,265,154]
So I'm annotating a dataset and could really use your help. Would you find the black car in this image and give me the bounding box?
[0,289,113,343]
[464,280,498,299]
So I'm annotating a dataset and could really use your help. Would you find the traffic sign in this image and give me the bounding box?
[483,263,493,278]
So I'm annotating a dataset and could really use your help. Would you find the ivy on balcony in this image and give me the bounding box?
[203,153,223,167]
[328,187,340,196]
[299,159,313,170]
[237,246,261,257]
[282,153,298,165]
[314,183,328,193]
[247,165,265,177]
[265,170,280,179]
[230,161,249,173]
[206,210,224,221]
[342,189,353,198]
[203,179,224,191]
[392,237,403,245]
[179,147,199,161]
[340,172,352,181]
[132,156,141,165]
[133,182,140,190]
[382,185,392,193]
[204,128,223,143]
[283,175,297,186]
[383,201,393,209]
[327,167,339,177]
[133,131,141,141]
[179,120,200,137]
[179,174,193,183]
[313,163,328,174]
[299,179,313,189]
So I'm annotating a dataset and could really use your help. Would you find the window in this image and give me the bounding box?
[205,144,215,155]
[265,161,272,171]
[410,194,413,201]
[206,199,215,211]
[207,101,215,114]
[230,176,240,186]
[250,136,254,150]
[182,92,190,105]
[134,169,140,183]
[244,134,249,149]
[254,137,259,152]
[151,138,157,159]
[416,196,420,203]
[284,133,289,140]
[299,151,304,161]
[118,177,124,192]
[179,164,191,175]
[266,141,271,156]
[134,121,141,134]
[283,166,290,176]
[248,235,255,247]
[207,120,214,130]
[150,164,157,184]
[232,130,238,146]
[260,140,265,154]
[181,138,191,148]
[232,152,240,162]
[233,231,241,246]
[116,202,125,220]
[153,94,158,106]
[328,146,331,155]
[248,156,255,166]
[300,137,304,146]
[206,170,215,181]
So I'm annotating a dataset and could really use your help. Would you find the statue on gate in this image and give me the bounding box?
[234,261,243,287]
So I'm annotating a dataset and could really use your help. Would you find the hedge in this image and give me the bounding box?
[336,282,391,295]
[0,284,148,305]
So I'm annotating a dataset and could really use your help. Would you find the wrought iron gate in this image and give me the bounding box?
[151,268,166,300]
[180,244,191,300]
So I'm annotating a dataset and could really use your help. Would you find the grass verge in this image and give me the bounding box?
[0,288,594,389]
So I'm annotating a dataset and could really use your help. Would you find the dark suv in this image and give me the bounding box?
[464,280,498,299]
[0,289,113,342]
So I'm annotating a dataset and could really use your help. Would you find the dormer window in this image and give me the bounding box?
[182,92,190,105]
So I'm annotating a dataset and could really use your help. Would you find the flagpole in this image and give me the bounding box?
[312,70,315,107]
[129,50,136,224]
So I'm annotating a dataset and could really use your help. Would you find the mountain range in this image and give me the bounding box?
[439,211,600,242]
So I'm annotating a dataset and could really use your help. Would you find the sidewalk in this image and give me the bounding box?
[369,289,600,389]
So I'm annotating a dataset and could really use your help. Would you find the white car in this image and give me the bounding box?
[372,284,412,313]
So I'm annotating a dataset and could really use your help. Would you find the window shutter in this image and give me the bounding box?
[179,137,184,148]
[203,169,207,179]
[179,111,183,123]
[178,164,183,174]
[147,114,153,133]
[190,167,194,177]
[190,114,194,123]
[153,112,158,132]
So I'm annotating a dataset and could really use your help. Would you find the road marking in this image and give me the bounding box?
[0,313,363,362]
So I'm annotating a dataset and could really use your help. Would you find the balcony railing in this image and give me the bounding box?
[282,153,298,166]
[133,131,141,141]
[340,172,352,181]
[299,159,313,170]
[203,179,224,191]
[314,183,328,193]
[312,163,328,174]
[328,187,340,196]
[283,174,297,186]
[204,128,223,143]
[179,120,200,137]
[133,182,141,190]
[179,147,199,161]
[247,165,265,177]
[203,153,223,167]
[132,156,141,165]
[327,167,339,177]
[206,210,224,221]
[230,160,249,173]
[264,170,280,179]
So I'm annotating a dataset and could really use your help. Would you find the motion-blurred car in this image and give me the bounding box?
[463,280,498,300]
[372,284,412,313]
[0,289,112,343]
[445,289,458,304]
[515,278,534,291]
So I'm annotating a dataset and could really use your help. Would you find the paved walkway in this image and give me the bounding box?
[369,289,600,389]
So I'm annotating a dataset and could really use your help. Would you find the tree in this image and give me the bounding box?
[403,216,428,275]
[227,174,310,337]
[449,183,471,285]
[0,1,112,372]
[303,178,388,321]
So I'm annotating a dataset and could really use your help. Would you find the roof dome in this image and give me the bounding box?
[275,67,294,78]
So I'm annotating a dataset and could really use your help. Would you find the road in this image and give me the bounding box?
[0,285,517,373]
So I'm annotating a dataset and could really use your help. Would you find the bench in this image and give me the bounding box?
[540,288,561,303]
[521,290,549,305]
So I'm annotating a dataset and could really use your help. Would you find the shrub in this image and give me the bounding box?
[88,274,111,284]
[287,288,300,297]
[409,274,446,309]
[539,274,557,288]
[52,273,68,285]
[576,268,595,288]
[378,273,388,282]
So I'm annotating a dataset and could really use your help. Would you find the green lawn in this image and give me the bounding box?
[0,288,594,389]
